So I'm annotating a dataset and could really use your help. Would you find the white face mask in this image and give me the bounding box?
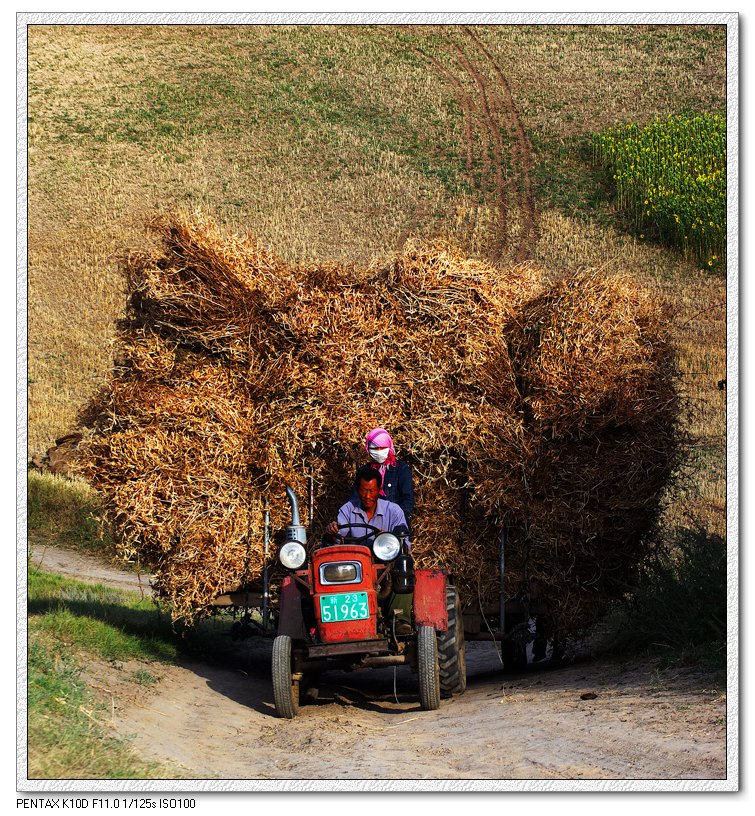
[369,447,389,464]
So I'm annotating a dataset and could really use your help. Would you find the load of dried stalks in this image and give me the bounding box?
[80,212,682,636]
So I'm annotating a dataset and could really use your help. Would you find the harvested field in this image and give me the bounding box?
[79,212,683,638]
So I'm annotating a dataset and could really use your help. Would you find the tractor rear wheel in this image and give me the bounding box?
[272,635,300,719]
[417,625,441,711]
[438,585,467,698]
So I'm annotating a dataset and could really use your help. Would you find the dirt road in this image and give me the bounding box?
[109,646,726,781]
[30,545,727,781]
[29,543,154,594]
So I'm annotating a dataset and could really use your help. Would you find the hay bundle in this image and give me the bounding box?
[469,271,682,630]
[80,212,681,634]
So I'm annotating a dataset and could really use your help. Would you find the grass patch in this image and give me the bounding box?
[26,571,178,778]
[27,637,168,779]
[27,471,111,552]
[28,570,179,663]
[26,569,259,777]
[28,574,178,663]
[27,569,245,665]
[532,133,617,222]
[595,526,727,671]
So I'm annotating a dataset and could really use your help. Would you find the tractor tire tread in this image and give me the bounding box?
[417,625,441,711]
[272,635,300,719]
[438,585,467,698]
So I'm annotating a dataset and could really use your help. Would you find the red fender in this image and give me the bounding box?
[277,575,308,639]
[414,569,448,632]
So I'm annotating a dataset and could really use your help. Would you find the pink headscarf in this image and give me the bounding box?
[365,427,398,492]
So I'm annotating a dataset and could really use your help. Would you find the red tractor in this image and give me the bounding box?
[271,487,466,718]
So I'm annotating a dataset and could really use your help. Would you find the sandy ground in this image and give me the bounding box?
[30,545,727,782]
[106,647,727,782]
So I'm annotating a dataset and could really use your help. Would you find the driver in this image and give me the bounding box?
[326,465,413,635]
[326,464,410,548]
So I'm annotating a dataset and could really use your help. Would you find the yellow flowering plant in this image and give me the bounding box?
[593,112,726,268]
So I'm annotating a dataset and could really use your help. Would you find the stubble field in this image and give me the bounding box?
[27,23,727,536]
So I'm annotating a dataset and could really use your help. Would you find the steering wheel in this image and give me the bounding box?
[332,522,382,546]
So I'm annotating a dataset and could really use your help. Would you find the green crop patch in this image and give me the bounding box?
[593,112,726,268]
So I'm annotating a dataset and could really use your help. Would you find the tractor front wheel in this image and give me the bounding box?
[438,585,467,698]
[417,625,441,711]
[272,635,300,719]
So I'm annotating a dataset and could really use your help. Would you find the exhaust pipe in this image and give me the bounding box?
[285,485,307,544]
[308,471,314,538]
[285,485,301,526]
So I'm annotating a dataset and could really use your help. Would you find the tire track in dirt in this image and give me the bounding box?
[397,31,494,255]
[391,26,539,263]
[112,653,726,780]
[445,33,511,262]
[377,25,491,250]
[462,26,539,261]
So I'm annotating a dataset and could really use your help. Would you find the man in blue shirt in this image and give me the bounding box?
[327,465,409,546]
[326,465,413,635]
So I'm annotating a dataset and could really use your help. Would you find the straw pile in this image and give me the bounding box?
[80,212,682,635]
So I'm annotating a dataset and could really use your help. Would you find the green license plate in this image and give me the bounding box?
[320,592,369,623]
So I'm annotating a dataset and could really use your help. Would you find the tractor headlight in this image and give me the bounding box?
[279,542,307,570]
[372,532,401,562]
[320,561,362,584]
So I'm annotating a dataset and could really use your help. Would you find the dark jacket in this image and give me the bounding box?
[350,460,414,525]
